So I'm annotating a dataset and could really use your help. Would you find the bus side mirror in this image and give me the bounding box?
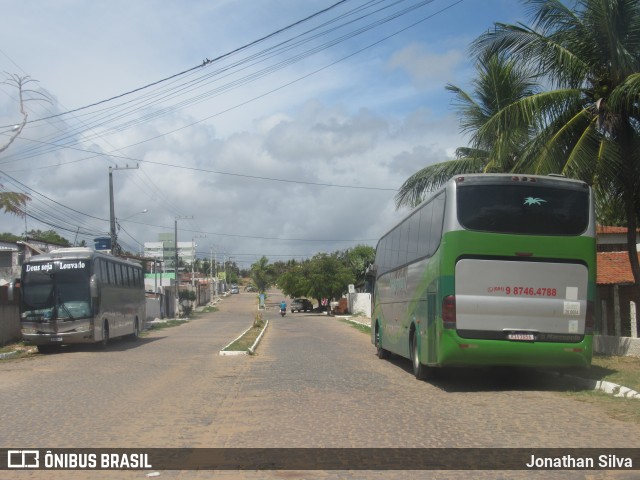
[7,278,19,301]
[90,274,98,299]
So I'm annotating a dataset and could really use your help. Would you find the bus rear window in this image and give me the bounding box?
[457,184,589,235]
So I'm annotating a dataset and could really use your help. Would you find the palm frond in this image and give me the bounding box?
[0,191,31,217]
[395,157,486,208]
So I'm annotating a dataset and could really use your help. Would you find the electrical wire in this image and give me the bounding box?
[0,0,448,166]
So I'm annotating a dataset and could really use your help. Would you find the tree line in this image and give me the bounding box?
[248,245,375,308]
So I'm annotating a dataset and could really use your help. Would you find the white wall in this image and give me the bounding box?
[348,292,371,318]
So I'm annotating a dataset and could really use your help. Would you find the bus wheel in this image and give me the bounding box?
[375,324,389,359]
[129,319,139,341]
[411,333,436,380]
[101,321,110,348]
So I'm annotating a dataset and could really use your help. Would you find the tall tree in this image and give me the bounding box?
[395,52,539,207]
[341,245,376,286]
[277,261,311,299]
[473,0,640,285]
[306,253,354,308]
[250,256,274,294]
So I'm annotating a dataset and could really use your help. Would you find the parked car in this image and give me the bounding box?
[290,298,313,313]
[230,285,239,294]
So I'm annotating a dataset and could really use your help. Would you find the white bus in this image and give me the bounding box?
[9,247,146,353]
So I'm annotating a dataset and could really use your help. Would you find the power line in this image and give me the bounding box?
[3,134,398,191]
[0,0,351,128]
[1,0,449,166]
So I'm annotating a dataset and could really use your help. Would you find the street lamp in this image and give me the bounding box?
[120,208,148,223]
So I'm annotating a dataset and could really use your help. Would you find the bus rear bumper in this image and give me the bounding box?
[21,331,94,346]
[438,332,593,368]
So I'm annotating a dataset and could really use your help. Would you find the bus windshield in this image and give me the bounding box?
[456,183,589,235]
[22,261,91,321]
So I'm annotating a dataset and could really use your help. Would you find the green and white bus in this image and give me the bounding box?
[371,174,595,379]
[9,247,146,353]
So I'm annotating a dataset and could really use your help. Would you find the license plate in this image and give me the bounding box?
[507,333,535,341]
[50,337,63,342]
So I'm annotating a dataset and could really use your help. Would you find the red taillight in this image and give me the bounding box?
[442,295,456,329]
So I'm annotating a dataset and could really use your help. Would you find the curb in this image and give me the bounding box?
[547,371,640,399]
[219,320,269,356]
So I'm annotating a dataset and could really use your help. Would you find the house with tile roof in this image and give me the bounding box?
[595,227,639,357]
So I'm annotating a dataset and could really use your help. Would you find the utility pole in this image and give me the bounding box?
[191,234,206,289]
[109,164,138,255]
[210,247,214,299]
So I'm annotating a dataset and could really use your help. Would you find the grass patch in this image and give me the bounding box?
[563,354,640,392]
[0,341,35,359]
[143,319,189,335]
[194,306,218,315]
[557,354,640,424]
[339,318,371,334]
[0,342,24,355]
[222,314,266,353]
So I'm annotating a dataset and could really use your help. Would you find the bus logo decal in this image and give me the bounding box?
[523,197,547,206]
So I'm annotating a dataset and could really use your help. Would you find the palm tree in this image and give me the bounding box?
[250,256,274,294]
[0,190,30,217]
[395,52,539,208]
[473,0,640,284]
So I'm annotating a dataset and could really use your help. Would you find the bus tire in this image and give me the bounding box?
[411,332,437,380]
[375,323,389,359]
[101,320,110,348]
[129,318,139,341]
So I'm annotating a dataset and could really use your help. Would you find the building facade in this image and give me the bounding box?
[143,233,195,273]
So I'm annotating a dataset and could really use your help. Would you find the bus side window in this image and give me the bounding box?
[389,228,400,271]
[119,265,126,286]
[111,262,117,285]
[379,237,388,274]
[94,259,102,282]
[398,220,409,267]
[418,202,434,258]
[430,194,445,253]
[407,212,420,263]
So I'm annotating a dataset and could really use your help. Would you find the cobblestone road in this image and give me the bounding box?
[1,289,638,479]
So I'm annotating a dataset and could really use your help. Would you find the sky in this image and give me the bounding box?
[0,0,528,270]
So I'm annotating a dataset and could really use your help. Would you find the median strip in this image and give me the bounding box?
[219,314,268,356]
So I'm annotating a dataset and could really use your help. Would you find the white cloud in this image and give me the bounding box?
[387,43,466,90]
[0,0,526,267]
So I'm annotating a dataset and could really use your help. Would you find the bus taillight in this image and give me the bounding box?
[442,295,456,329]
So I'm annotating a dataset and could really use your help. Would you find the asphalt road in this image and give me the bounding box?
[1,289,639,479]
